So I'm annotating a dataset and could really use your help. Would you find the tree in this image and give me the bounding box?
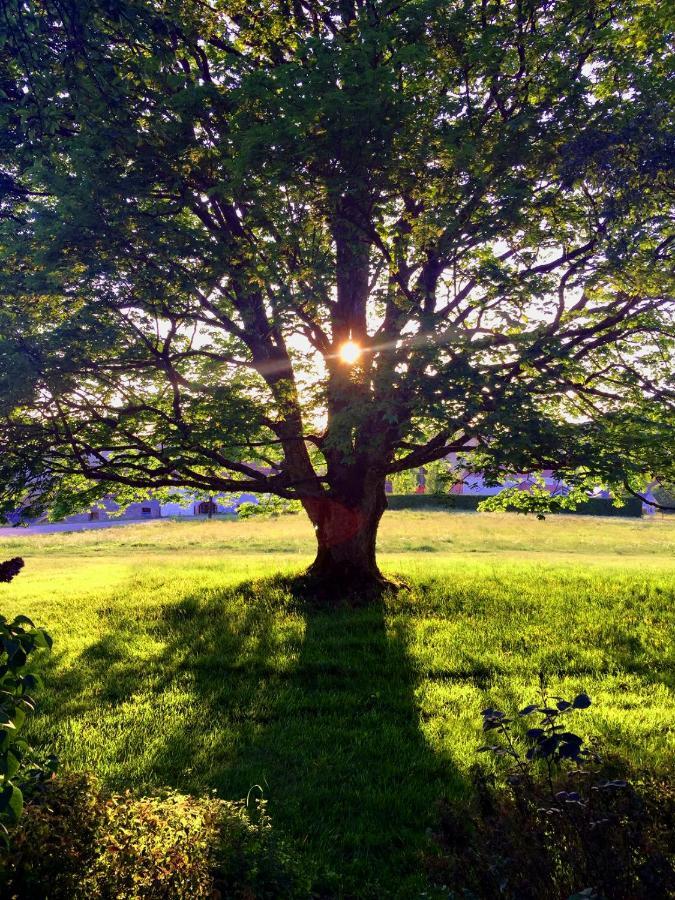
[0,0,673,593]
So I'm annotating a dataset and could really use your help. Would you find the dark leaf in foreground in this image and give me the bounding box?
[0,559,24,584]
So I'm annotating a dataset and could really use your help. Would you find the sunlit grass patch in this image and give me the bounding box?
[0,512,673,895]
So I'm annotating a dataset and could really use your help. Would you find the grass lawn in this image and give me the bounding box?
[1,511,674,897]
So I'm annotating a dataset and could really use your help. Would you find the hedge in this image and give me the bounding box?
[386,493,644,517]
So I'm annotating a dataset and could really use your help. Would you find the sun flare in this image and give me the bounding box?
[339,340,362,365]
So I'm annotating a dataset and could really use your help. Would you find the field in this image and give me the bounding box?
[1,511,674,896]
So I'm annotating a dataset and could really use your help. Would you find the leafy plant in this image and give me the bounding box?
[0,559,24,582]
[0,558,55,841]
[427,686,674,898]
[1,772,102,897]
[237,496,302,519]
[2,773,310,899]
[477,476,634,520]
[480,680,599,798]
[431,771,674,900]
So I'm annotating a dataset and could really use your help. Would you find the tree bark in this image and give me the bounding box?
[302,475,389,599]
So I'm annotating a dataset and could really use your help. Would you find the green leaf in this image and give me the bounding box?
[0,750,21,778]
[0,784,23,822]
[31,629,53,651]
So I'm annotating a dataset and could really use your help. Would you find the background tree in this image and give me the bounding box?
[0,0,673,591]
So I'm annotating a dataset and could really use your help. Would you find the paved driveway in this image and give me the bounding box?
[0,519,159,537]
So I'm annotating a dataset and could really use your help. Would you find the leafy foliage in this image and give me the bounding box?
[431,769,675,900]
[479,681,600,797]
[2,773,309,898]
[0,558,55,841]
[0,559,24,583]
[386,491,644,516]
[428,689,675,898]
[237,496,302,519]
[478,483,600,519]
[1,772,102,897]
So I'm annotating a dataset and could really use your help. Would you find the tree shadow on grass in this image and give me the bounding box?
[40,574,461,897]
[36,569,672,896]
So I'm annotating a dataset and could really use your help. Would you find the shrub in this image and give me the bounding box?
[385,493,644,517]
[213,792,310,899]
[428,687,675,899]
[478,685,597,794]
[92,789,224,899]
[2,773,101,898]
[432,770,674,900]
[0,558,55,842]
[1,774,309,899]
[237,496,302,519]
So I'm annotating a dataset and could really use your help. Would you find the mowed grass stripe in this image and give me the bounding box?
[1,508,674,556]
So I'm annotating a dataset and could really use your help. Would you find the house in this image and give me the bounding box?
[64,497,162,523]
[63,491,259,523]
[159,492,258,517]
[417,450,658,514]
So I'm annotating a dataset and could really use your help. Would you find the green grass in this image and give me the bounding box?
[1,511,674,897]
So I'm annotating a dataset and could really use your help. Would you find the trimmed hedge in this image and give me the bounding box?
[386,493,643,517]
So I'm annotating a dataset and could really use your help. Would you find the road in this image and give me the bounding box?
[0,519,159,537]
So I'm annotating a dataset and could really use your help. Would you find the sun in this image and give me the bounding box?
[339,340,362,365]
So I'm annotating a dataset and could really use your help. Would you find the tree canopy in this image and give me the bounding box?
[0,0,673,583]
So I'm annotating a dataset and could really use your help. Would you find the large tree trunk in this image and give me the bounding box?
[302,475,389,599]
